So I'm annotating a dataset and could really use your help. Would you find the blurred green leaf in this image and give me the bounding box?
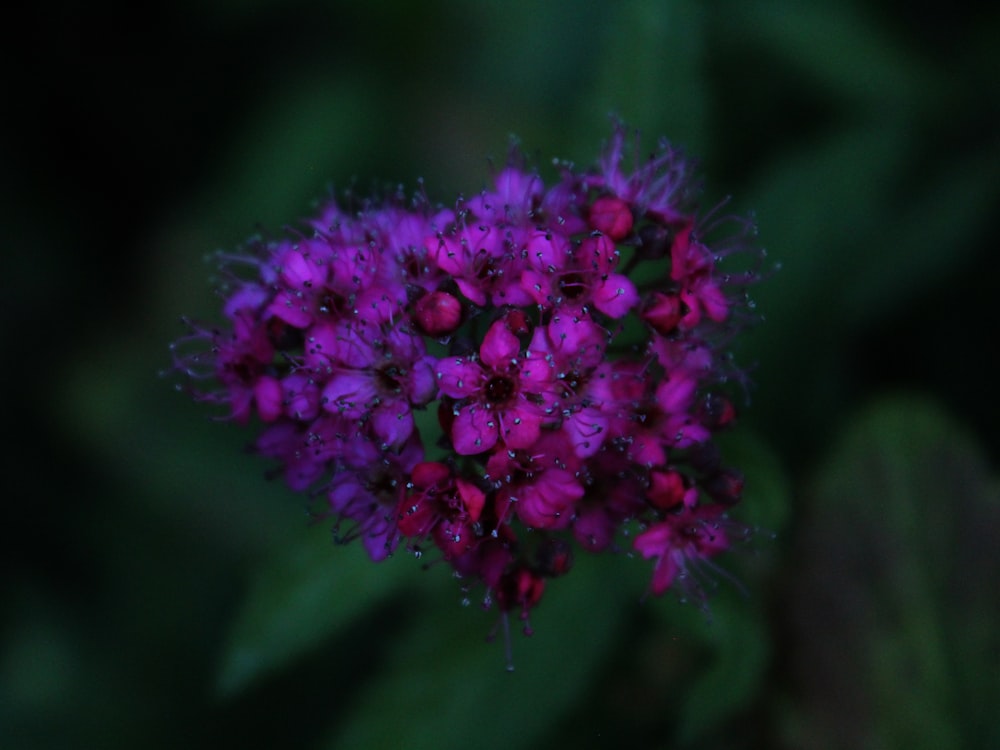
[675,596,769,745]
[741,121,915,443]
[174,70,383,256]
[63,342,299,554]
[782,394,999,749]
[843,138,1000,327]
[216,525,414,697]
[722,1,940,111]
[716,428,792,536]
[323,551,635,750]
[747,120,914,338]
[0,586,152,748]
[580,0,709,157]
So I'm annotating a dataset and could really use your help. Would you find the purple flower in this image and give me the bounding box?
[395,461,487,560]
[318,319,436,448]
[633,504,746,605]
[485,431,584,531]
[324,433,424,561]
[520,232,640,319]
[436,318,555,455]
[572,450,646,551]
[593,123,695,224]
[171,120,769,638]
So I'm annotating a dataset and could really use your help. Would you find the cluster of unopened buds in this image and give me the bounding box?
[172,123,765,641]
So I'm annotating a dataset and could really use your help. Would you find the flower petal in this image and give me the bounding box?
[456,477,486,523]
[267,290,312,328]
[501,407,542,450]
[435,357,484,398]
[371,401,414,447]
[656,374,698,414]
[322,372,377,417]
[451,404,499,455]
[633,523,680,594]
[546,310,606,369]
[480,319,520,369]
[593,274,639,318]
[408,355,438,405]
[562,407,608,457]
[253,375,284,422]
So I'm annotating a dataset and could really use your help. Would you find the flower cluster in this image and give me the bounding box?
[172,123,765,634]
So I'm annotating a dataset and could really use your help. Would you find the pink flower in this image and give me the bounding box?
[172,120,769,639]
[486,432,584,531]
[593,122,695,224]
[436,318,554,455]
[670,225,729,327]
[396,462,486,560]
[427,220,533,309]
[633,504,737,599]
[520,233,639,320]
[318,320,435,447]
[324,432,424,561]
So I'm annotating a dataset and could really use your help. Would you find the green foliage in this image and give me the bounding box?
[215,526,413,697]
[673,594,771,745]
[324,552,635,750]
[784,395,1000,748]
[723,2,940,110]
[583,0,710,157]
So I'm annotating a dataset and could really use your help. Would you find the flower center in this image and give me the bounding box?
[267,319,304,351]
[633,404,661,427]
[559,370,584,391]
[485,375,515,405]
[224,359,259,385]
[558,272,587,301]
[376,365,404,394]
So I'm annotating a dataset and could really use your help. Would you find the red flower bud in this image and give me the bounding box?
[414,291,463,336]
[588,195,633,240]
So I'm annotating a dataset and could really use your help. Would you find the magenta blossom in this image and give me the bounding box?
[171,120,768,647]
[633,504,746,606]
[436,318,555,455]
[317,319,436,448]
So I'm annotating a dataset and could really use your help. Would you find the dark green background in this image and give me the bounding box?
[4,1,998,748]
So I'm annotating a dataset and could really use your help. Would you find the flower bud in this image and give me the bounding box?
[642,292,684,335]
[414,291,463,336]
[588,195,633,240]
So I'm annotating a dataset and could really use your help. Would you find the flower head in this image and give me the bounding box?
[171,121,768,650]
